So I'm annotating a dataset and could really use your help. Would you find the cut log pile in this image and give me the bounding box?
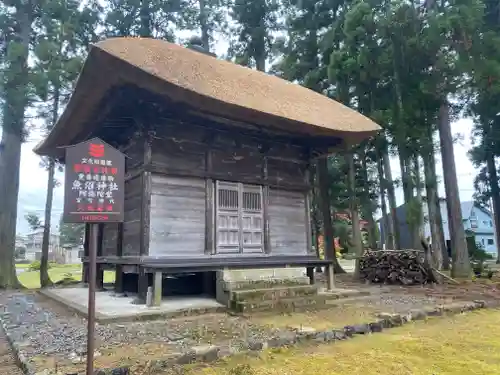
[359,249,435,285]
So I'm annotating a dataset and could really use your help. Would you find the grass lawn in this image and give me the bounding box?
[17,264,115,289]
[189,309,500,375]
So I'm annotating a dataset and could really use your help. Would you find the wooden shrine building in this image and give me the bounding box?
[34,37,380,307]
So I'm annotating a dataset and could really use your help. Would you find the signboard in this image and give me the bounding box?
[63,138,125,223]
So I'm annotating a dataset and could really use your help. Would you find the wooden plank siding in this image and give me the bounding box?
[96,115,315,260]
[122,174,143,256]
[268,189,309,256]
[101,223,118,256]
[149,175,206,257]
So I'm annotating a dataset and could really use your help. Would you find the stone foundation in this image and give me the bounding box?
[215,267,310,306]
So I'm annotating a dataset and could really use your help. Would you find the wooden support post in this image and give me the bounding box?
[261,150,271,254]
[82,223,90,283]
[304,162,313,255]
[306,267,315,285]
[154,272,162,306]
[137,267,148,303]
[205,178,214,254]
[205,142,214,254]
[114,266,124,294]
[140,134,152,257]
[114,223,124,294]
[96,224,104,291]
[326,262,335,291]
[136,133,152,304]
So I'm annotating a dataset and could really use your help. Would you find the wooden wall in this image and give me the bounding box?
[149,175,206,257]
[145,119,312,258]
[100,135,144,258]
[268,189,308,256]
[122,175,143,255]
[148,120,309,189]
[98,114,314,259]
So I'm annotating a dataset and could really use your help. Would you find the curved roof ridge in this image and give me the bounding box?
[34,37,381,156]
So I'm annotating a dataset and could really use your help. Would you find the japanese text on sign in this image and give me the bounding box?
[63,138,125,223]
[71,154,119,213]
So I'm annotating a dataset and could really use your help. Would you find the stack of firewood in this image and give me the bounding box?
[359,249,434,285]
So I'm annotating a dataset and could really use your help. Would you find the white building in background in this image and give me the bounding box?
[58,244,83,264]
[379,200,498,256]
[23,229,60,261]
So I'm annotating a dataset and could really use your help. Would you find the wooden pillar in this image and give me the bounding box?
[261,147,271,254]
[114,223,124,294]
[82,223,90,283]
[138,133,153,303]
[137,267,148,302]
[326,262,335,290]
[96,223,104,291]
[205,141,215,254]
[153,271,162,306]
[304,161,314,255]
[306,267,315,285]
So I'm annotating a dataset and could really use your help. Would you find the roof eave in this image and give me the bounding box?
[33,42,381,157]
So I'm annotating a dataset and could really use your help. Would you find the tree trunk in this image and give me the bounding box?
[254,17,266,72]
[346,152,363,276]
[40,84,60,288]
[40,159,55,287]
[198,0,210,51]
[317,157,345,274]
[382,144,401,248]
[0,7,31,289]
[360,150,377,249]
[486,152,500,263]
[0,131,23,289]
[399,149,420,249]
[377,151,392,249]
[438,100,470,278]
[139,0,151,37]
[414,156,425,247]
[423,150,444,270]
[427,139,449,269]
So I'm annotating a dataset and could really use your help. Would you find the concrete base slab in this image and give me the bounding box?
[40,287,225,323]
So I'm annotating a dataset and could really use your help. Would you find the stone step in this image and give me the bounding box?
[232,289,372,314]
[221,276,311,292]
[230,285,318,303]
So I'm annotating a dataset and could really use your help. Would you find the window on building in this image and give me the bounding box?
[481,238,485,245]
[483,220,488,225]
[488,239,494,245]
[490,220,493,227]
[470,219,478,229]
[215,181,263,253]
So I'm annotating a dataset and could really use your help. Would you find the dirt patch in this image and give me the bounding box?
[249,305,378,331]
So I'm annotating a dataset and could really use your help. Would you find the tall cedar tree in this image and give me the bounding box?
[466,0,500,263]
[0,1,38,289]
[228,0,282,71]
[31,0,100,287]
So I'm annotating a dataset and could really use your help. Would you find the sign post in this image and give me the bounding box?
[63,138,125,375]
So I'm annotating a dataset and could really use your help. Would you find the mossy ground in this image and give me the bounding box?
[185,309,500,375]
[16,264,115,289]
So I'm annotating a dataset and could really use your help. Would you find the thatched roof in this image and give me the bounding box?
[34,37,380,156]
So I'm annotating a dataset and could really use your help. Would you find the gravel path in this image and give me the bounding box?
[1,281,496,374]
[0,292,279,370]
